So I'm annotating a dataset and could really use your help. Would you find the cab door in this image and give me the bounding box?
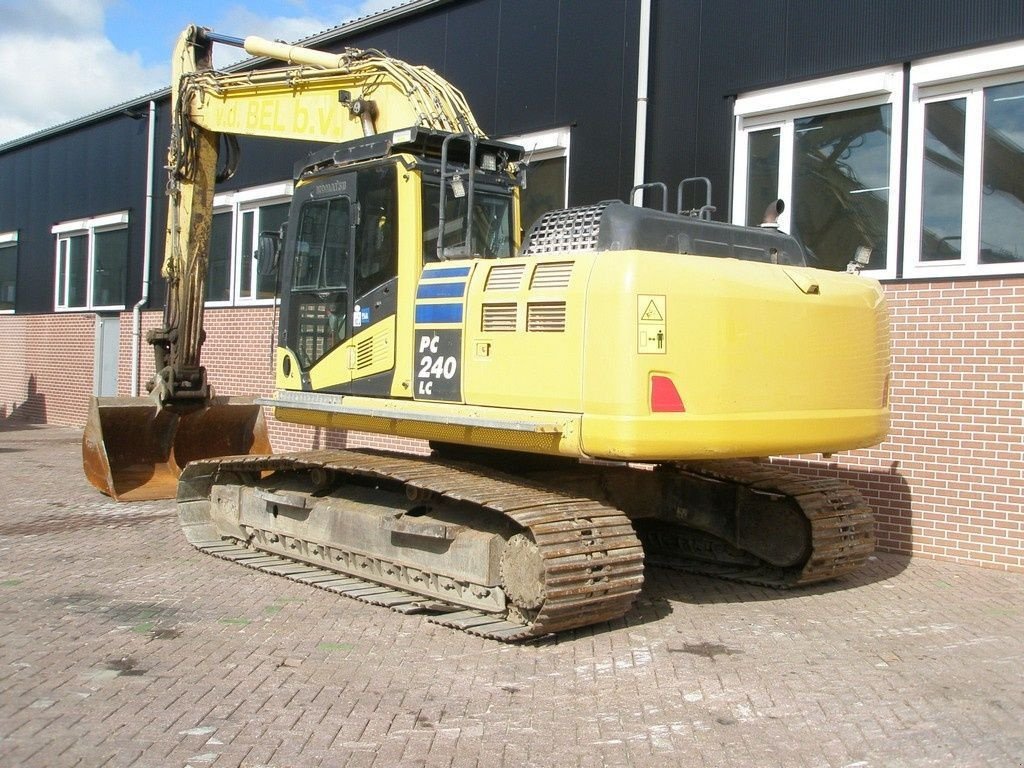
[284,177,357,392]
[282,163,399,395]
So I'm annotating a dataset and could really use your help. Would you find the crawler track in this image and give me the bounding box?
[177,449,645,641]
[641,460,875,587]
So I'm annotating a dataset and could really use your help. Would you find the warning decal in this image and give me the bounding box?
[640,299,664,322]
[637,294,666,355]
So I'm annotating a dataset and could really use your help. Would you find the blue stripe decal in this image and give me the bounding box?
[416,282,466,299]
[415,303,464,324]
[422,266,471,279]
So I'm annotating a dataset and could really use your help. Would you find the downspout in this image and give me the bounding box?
[632,0,652,205]
[131,100,157,397]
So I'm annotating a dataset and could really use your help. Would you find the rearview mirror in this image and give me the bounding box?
[255,227,284,276]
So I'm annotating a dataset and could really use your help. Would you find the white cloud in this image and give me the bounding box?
[0,0,411,144]
[0,0,166,143]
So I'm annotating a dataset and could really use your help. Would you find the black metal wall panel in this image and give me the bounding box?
[493,0,560,133]
[0,114,151,314]
[554,0,639,206]
[441,0,502,133]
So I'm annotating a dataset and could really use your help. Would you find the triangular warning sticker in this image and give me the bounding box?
[641,300,663,322]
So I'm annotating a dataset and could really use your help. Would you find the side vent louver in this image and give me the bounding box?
[485,264,525,291]
[482,303,518,332]
[530,261,574,289]
[527,302,567,332]
[356,337,374,368]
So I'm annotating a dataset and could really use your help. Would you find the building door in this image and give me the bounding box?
[94,315,120,396]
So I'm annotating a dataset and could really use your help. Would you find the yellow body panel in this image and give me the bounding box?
[577,251,889,459]
[273,244,889,462]
[462,258,585,412]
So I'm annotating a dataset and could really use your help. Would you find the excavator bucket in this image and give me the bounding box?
[82,396,271,502]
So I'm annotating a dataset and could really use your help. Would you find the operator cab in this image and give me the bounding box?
[276,128,523,381]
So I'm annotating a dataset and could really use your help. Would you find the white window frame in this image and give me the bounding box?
[0,230,17,314]
[505,126,571,188]
[52,211,130,312]
[732,67,904,279]
[904,39,1024,278]
[209,181,292,306]
[502,126,571,207]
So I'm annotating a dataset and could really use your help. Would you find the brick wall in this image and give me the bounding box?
[777,277,1024,572]
[0,313,96,426]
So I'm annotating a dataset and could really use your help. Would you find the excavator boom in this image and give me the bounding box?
[84,25,485,501]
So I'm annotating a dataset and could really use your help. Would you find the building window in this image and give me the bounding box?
[0,231,16,313]
[209,182,292,305]
[52,212,129,311]
[501,127,570,235]
[904,41,1024,277]
[732,68,904,276]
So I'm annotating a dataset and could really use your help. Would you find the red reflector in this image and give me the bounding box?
[651,375,686,412]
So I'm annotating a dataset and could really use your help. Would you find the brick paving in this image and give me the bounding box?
[0,423,1021,768]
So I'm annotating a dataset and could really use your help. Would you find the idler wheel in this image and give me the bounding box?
[500,533,545,610]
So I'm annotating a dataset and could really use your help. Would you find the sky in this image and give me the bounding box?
[0,0,400,144]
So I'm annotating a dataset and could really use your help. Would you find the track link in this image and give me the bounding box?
[645,460,874,587]
[177,449,645,641]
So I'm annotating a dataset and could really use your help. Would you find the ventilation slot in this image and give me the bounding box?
[356,338,374,369]
[530,261,574,289]
[482,303,518,332]
[485,264,526,291]
[527,302,566,332]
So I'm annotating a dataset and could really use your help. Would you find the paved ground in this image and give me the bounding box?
[0,424,1021,768]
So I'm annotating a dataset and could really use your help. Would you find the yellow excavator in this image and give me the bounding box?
[84,25,890,640]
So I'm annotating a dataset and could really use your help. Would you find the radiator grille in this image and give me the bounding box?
[527,302,567,332]
[530,261,574,289]
[485,263,526,291]
[482,303,518,332]
[521,203,608,256]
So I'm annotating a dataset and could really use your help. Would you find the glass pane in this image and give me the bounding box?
[207,211,231,301]
[57,240,67,306]
[293,198,351,290]
[354,165,398,299]
[239,210,254,298]
[67,234,89,308]
[792,104,891,270]
[92,228,128,306]
[980,81,1024,264]
[421,184,515,261]
[920,98,967,262]
[746,128,781,226]
[0,243,15,311]
[521,156,566,233]
[292,197,350,367]
[257,202,290,298]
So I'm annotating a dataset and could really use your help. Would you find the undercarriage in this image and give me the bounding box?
[177,449,873,641]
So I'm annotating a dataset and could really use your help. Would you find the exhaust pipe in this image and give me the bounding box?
[760,199,785,229]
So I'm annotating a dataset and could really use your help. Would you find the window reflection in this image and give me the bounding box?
[920,98,966,261]
[92,228,128,307]
[0,242,15,311]
[792,105,891,270]
[746,128,780,227]
[980,81,1024,264]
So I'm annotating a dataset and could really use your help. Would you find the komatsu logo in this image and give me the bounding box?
[313,179,347,197]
